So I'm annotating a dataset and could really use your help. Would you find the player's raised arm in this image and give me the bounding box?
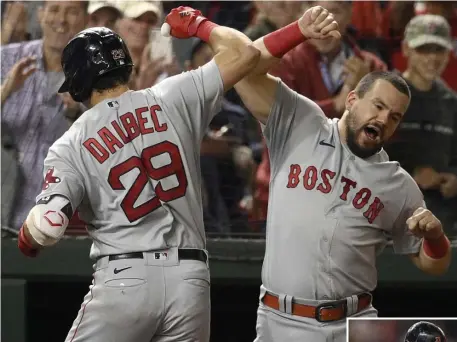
[18,138,85,257]
[235,6,340,124]
[162,6,260,91]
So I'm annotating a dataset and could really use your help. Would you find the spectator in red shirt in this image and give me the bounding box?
[270,0,387,119]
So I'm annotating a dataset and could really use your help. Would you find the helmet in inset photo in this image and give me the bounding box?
[404,321,446,342]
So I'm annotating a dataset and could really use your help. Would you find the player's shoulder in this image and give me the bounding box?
[393,163,423,198]
[275,78,327,120]
[48,118,85,157]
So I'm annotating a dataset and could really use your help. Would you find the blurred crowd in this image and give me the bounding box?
[1,0,457,237]
[348,319,457,342]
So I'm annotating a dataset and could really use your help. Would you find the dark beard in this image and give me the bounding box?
[345,116,382,159]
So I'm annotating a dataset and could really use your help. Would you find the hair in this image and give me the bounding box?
[91,66,132,93]
[355,71,411,99]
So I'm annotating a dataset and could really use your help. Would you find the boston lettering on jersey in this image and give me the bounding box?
[83,105,168,164]
[286,164,384,224]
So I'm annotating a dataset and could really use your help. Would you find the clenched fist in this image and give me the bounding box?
[161,6,208,39]
[298,6,341,40]
[406,207,443,240]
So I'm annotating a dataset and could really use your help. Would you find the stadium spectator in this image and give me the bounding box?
[87,1,122,30]
[1,1,29,45]
[0,1,88,231]
[115,1,164,87]
[391,2,457,91]
[350,1,415,64]
[385,15,457,236]
[270,0,387,119]
[244,1,304,41]
[186,38,255,233]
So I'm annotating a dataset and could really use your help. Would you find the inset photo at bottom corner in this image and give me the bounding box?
[347,317,457,342]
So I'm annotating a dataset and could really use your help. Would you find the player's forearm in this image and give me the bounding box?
[207,22,305,77]
[207,26,260,92]
[413,235,452,275]
[207,26,252,55]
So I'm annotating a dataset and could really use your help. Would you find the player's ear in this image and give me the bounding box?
[345,90,357,111]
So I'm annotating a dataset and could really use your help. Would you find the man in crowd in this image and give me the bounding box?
[115,1,162,79]
[87,0,122,30]
[386,14,457,236]
[391,2,457,91]
[1,0,88,230]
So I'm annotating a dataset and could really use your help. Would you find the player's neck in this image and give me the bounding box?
[89,85,130,108]
[402,69,434,92]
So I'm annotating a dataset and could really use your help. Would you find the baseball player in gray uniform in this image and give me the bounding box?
[233,5,450,342]
[16,7,261,342]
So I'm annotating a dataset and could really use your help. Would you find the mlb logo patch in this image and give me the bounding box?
[154,252,168,260]
[107,100,119,108]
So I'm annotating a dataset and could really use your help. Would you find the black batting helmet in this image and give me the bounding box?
[58,27,133,103]
[405,321,446,342]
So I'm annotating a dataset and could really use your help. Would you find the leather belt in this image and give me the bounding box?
[108,249,207,263]
[262,292,371,322]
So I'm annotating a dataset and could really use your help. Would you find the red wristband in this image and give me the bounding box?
[263,21,306,58]
[423,234,450,259]
[196,20,219,42]
[18,227,39,257]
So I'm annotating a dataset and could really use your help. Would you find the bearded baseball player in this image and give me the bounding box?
[195,5,448,342]
[16,7,261,342]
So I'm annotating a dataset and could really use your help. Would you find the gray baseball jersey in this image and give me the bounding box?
[35,60,223,260]
[261,79,424,301]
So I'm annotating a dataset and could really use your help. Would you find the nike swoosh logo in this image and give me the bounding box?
[113,266,132,274]
[319,140,335,148]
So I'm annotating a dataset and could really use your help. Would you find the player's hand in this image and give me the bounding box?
[161,6,208,39]
[298,6,340,40]
[1,56,37,103]
[343,56,371,90]
[413,167,443,190]
[406,207,443,240]
[439,172,457,199]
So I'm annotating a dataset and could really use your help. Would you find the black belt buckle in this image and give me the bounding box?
[314,301,346,323]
